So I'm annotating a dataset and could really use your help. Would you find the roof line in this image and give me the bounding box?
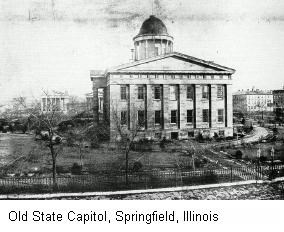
[107,52,235,73]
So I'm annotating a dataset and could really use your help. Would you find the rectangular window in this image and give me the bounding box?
[138,86,144,100]
[202,85,209,99]
[217,85,224,99]
[170,85,178,100]
[202,109,209,122]
[154,86,161,100]
[187,85,194,99]
[187,110,193,123]
[120,86,127,100]
[138,110,145,127]
[155,110,161,124]
[120,111,127,125]
[171,110,177,124]
[218,109,224,122]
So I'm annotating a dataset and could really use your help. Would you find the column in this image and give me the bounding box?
[226,84,233,129]
[177,85,181,129]
[163,85,170,129]
[209,85,212,128]
[210,85,218,128]
[195,85,202,128]
[93,87,99,125]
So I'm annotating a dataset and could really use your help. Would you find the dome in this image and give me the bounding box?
[137,15,168,36]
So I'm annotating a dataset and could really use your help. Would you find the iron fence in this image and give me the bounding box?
[0,165,283,194]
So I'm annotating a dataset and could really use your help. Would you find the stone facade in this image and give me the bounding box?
[90,16,235,141]
[233,90,273,113]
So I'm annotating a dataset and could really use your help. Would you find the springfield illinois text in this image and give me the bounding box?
[8,210,219,224]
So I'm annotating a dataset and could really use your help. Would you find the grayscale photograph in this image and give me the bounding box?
[0,0,284,200]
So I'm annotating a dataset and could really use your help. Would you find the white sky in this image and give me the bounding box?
[1,0,284,105]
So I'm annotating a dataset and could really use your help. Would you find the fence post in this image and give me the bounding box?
[230,166,233,182]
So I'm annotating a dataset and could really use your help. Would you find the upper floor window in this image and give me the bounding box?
[217,85,224,99]
[154,86,161,100]
[202,85,209,99]
[187,85,194,99]
[137,86,144,100]
[120,86,127,100]
[170,85,178,100]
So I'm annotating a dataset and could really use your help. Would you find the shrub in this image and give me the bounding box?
[132,161,143,172]
[194,159,203,168]
[235,150,243,159]
[71,163,82,175]
[56,165,65,174]
[213,132,219,139]
[202,170,219,184]
[196,132,204,142]
[259,156,267,163]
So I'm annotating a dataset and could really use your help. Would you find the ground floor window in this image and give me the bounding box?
[137,110,145,127]
[218,109,224,122]
[202,109,209,122]
[155,110,161,124]
[120,111,127,125]
[171,110,177,124]
[187,110,193,123]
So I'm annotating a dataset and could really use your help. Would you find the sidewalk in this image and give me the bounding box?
[1,177,283,200]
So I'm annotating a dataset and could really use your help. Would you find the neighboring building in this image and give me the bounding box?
[86,93,94,113]
[86,90,104,114]
[41,91,69,114]
[273,87,284,122]
[233,89,273,113]
[90,15,235,140]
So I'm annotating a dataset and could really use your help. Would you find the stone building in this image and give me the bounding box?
[90,15,235,140]
[273,87,284,122]
[41,90,69,114]
[233,89,273,114]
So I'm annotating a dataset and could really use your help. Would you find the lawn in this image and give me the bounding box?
[1,133,212,177]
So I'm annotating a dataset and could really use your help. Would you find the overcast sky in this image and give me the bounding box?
[1,0,284,105]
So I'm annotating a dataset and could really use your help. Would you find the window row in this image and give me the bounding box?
[119,109,225,125]
[120,85,225,100]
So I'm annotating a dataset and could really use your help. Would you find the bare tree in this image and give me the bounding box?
[15,92,67,188]
[111,101,148,184]
[65,122,93,168]
[256,100,266,120]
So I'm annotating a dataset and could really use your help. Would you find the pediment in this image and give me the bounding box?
[110,52,235,74]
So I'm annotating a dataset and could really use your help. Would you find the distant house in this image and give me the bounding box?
[233,89,273,114]
[86,90,103,116]
[41,90,69,114]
